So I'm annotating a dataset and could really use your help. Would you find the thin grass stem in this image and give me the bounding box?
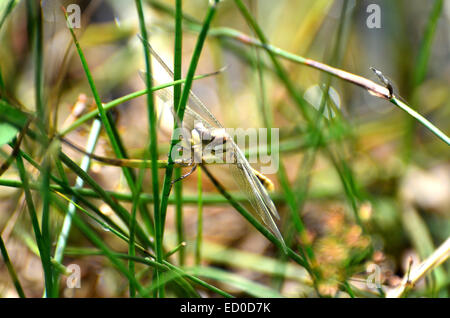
[195,168,203,266]
[0,233,26,298]
[173,0,185,267]
[52,119,102,296]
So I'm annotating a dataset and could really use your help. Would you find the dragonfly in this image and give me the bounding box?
[144,41,286,250]
[62,42,286,251]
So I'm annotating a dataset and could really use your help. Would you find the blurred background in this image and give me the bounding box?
[0,0,449,298]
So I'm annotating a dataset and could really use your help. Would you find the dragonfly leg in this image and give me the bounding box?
[171,164,198,185]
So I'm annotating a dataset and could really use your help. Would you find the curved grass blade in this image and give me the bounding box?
[186,266,284,298]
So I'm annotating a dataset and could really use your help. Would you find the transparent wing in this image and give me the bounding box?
[143,39,285,247]
[227,142,283,238]
[139,35,222,129]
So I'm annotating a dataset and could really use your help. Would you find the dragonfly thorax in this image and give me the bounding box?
[193,122,229,146]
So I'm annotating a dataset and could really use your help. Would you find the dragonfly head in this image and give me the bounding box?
[193,122,211,140]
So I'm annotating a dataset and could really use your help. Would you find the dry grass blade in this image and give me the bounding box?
[386,237,450,298]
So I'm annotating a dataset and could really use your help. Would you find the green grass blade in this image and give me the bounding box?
[195,168,203,266]
[30,1,53,297]
[0,0,17,31]
[411,0,444,90]
[18,148,134,243]
[63,8,148,237]
[62,13,165,298]
[173,0,185,267]
[63,247,230,297]
[0,179,299,206]
[58,152,153,249]
[15,152,53,297]
[134,0,163,297]
[54,192,152,257]
[58,74,216,136]
[69,212,148,297]
[163,261,233,298]
[160,0,218,225]
[392,95,449,146]
[233,0,312,121]
[128,149,148,297]
[160,0,219,227]
[234,0,321,284]
[52,119,102,297]
[201,166,308,269]
[145,0,199,25]
[157,0,219,296]
[173,0,183,115]
[404,0,446,155]
[0,233,26,298]
[186,266,283,298]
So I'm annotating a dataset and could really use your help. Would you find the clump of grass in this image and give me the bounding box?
[0,0,448,299]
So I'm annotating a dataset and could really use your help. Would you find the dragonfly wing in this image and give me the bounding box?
[180,98,285,245]
[139,36,223,129]
[183,106,285,244]
[229,143,284,244]
[140,40,285,249]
